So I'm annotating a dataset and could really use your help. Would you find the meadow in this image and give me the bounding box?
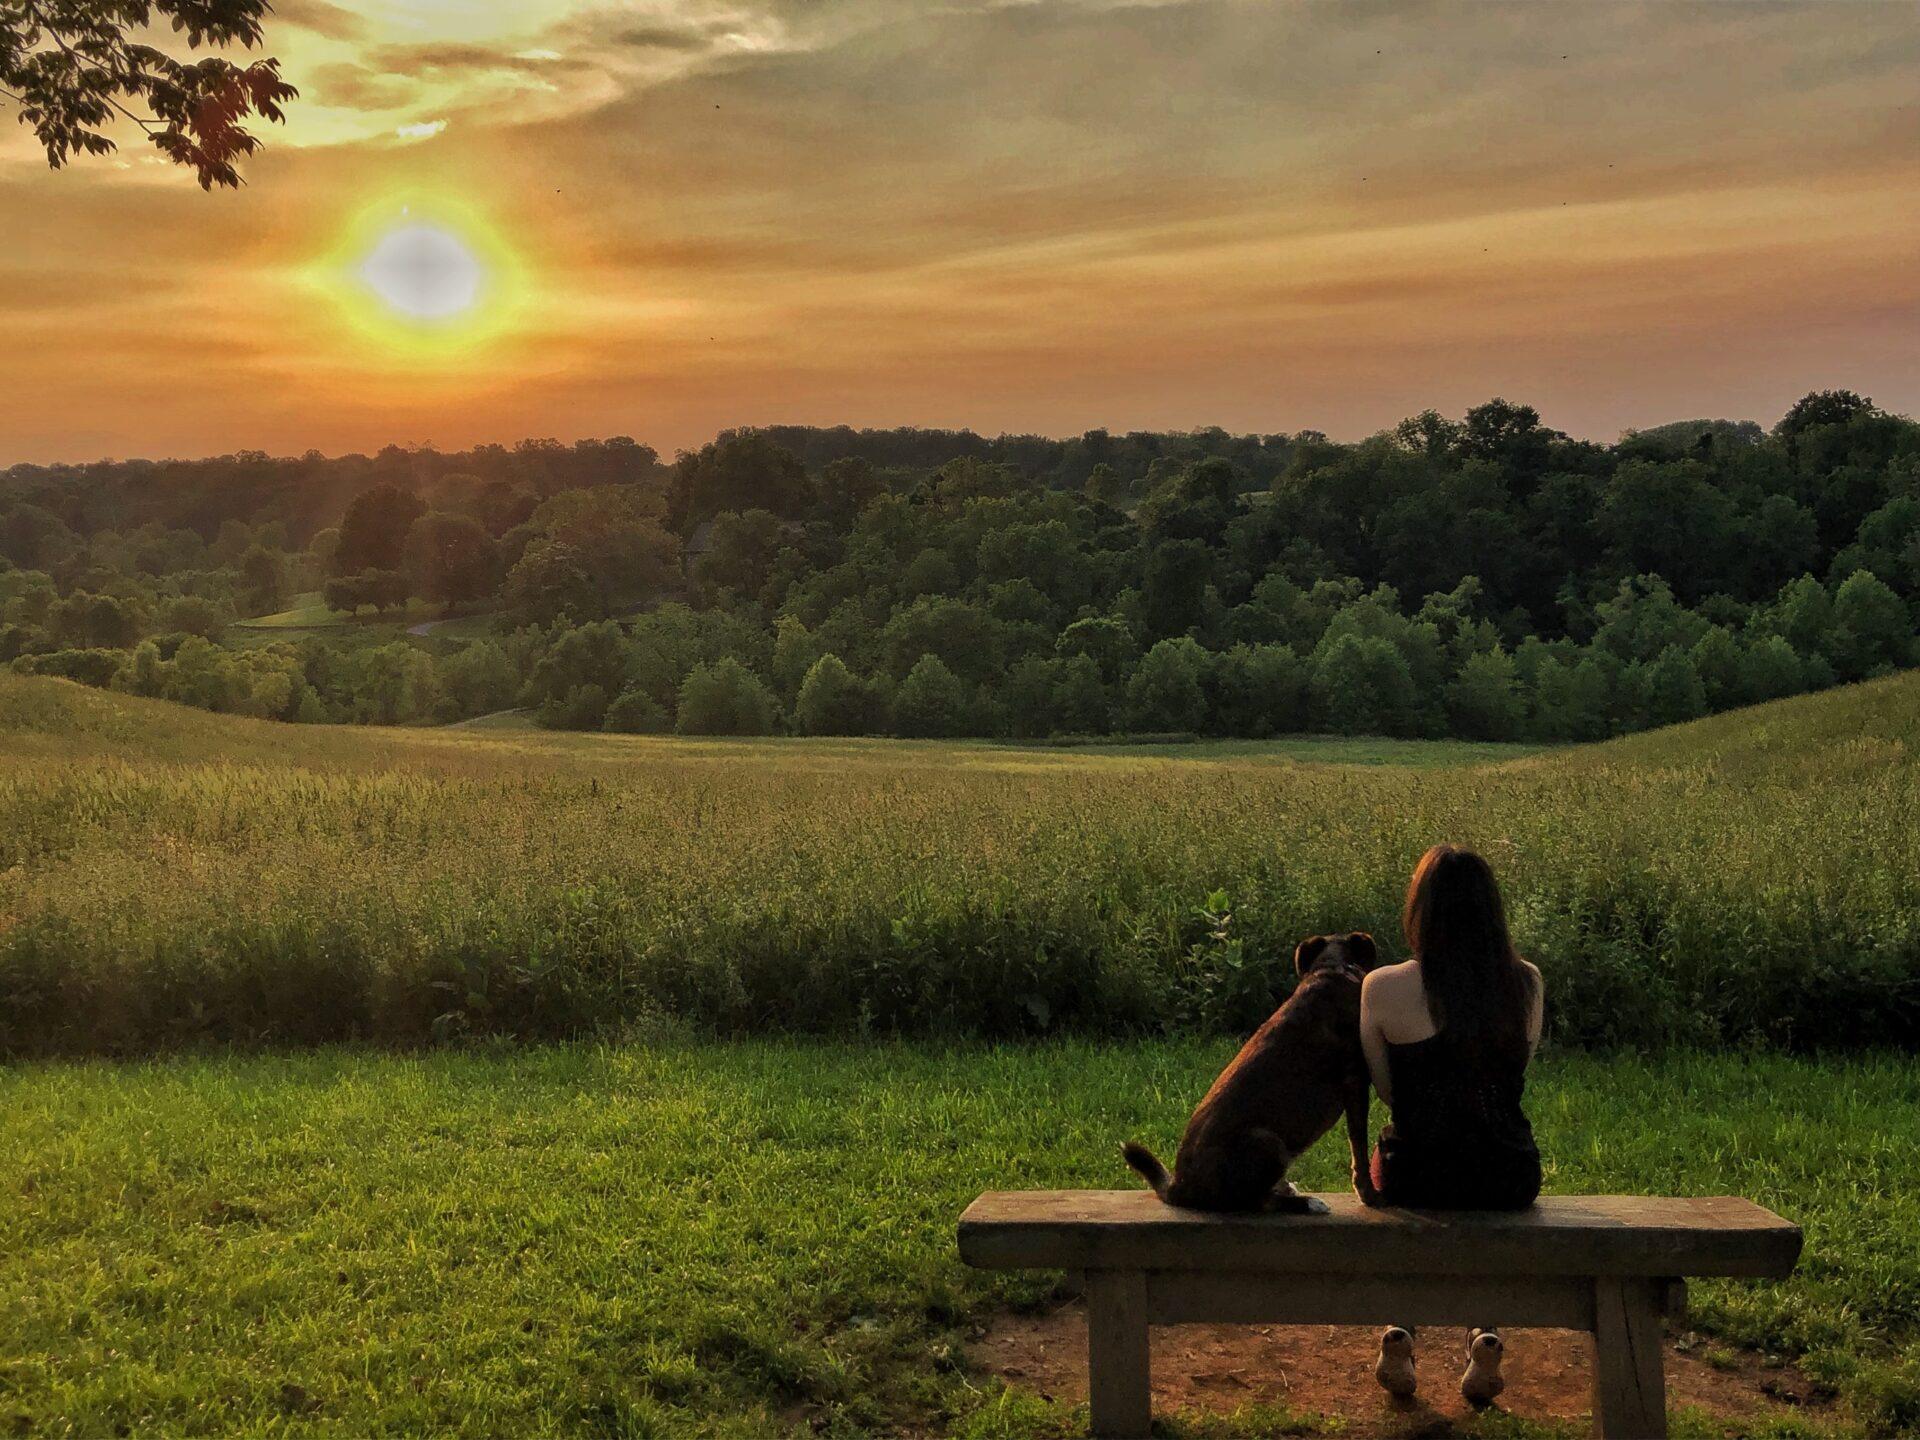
[2,1041,1916,1438]
[5,673,1920,1435]
[2,670,1917,1055]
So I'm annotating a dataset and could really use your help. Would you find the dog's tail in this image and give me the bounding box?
[1121,1140,1172,1199]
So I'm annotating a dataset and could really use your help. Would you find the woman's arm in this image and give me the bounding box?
[1359,969,1393,1108]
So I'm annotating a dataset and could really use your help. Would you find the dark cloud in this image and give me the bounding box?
[272,0,367,43]
[308,61,416,111]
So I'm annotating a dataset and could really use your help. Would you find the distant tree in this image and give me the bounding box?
[1,0,295,189]
[1689,626,1746,710]
[1458,398,1557,493]
[538,683,610,732]
[1056,615,1138,683]
[164,594,229,639]
[403,512,500,610]
[674,431,810,527]
[1000,655,1062,739]
[1085,462,1130,508]
[1635,646,1708,728]
[1528,655,1612,741]
[13,646,123,686]
[693,509,785,598]
[1445,648,1523,740]
[1830,570,1911,679]
[334,485,426,577]
[676,657,776,735]
[817,457,887,529]
[880,596,1000,683]
[1392,409,1463,461]
[0,504,78,569]
[1311,633,1421,736]
[794,653,875,736]
[524,620,630,711]
[1739,635,1808,702]
[1773,390,1875,448]
[346,642,440,725]
[1125,637,1208,732]
[1740,495,1820,597]
[1142,539,1211,639]
[51,591,140,648]
[1596,461,1740,601]
[1830,498,1920,593]
[1591,575,1710,664]
[604,688,669,733]
[1051,654,1110,733]
[890,654,968,738]
[307,527,340,574]
[503,540,596,625]
[1206,643,1307,737]
[436,641,518,718]
[768,614,821,701]
[1768,575,1835,660]
[899,548,960,600]
[528,487,679,606]
[237,543,286,615]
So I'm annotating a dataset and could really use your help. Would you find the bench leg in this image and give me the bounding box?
[1086,1269,1151,1438]
[1591,1277,1667,1439]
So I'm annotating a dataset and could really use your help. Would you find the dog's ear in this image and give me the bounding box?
[1346,932,1379,971]
[1293,935,1329,976]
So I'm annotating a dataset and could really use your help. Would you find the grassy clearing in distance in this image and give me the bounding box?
[230,591,347,630]
[1,1040,1912,1438]
[2,670,1917,1055]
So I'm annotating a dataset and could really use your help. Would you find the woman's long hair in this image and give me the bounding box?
[1403,844,1537,1065]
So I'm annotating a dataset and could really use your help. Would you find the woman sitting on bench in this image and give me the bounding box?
[1360,843,1545,1401]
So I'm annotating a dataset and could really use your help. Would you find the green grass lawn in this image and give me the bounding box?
[3,1040,1914,1438]
[228,592,344,630]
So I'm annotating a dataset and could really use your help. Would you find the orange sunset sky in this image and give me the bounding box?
[3,0,1918,465]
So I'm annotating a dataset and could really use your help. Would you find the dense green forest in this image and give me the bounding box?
[3,390,1916,739]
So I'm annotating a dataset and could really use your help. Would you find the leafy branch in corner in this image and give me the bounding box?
[1,0,294,188]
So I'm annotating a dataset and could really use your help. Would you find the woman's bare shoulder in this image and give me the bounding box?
[1362,959,1422,997]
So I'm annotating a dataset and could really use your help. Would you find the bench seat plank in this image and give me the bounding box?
[958,1191,1801,1279]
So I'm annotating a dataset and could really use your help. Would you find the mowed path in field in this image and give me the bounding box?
[1,1043,1914,1438]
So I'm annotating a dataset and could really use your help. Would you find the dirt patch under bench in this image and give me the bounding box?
[967,1300,1832,1436]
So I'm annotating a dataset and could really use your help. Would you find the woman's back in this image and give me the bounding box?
[1361,954,1545,1210]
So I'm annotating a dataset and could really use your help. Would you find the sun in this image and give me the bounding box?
[359,223,484,321]
[313,195,526,359]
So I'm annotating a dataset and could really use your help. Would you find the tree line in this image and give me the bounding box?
[3,391,1916,740]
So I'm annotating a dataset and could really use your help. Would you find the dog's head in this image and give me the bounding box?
[1293,931,1379,979]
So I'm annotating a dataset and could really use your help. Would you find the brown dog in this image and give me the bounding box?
[1123,932,1379,1213]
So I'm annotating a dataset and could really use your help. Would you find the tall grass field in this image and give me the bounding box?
[5,674,1920,1435]
[2,670,1917,1055]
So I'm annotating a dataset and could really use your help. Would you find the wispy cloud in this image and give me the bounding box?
[2,0,1916,463]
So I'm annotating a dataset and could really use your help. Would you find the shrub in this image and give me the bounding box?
[12,647,126,687]
[794,654,876,736]
[677,658,777,736]
[891,654,968,738]
[1125,638,1207,732]
[539,683,611,731]
[604,689,669,733]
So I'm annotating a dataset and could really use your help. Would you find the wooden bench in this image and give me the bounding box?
[959,1190,1801,1439]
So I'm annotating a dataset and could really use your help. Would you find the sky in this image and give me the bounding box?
[3,0,1918,465]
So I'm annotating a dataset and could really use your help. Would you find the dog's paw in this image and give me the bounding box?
[1302,1195,1331,1216]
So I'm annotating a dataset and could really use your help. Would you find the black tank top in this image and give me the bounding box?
[1374,1031,1541,1209]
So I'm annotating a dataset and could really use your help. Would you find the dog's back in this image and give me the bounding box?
[1124,932,1375,1211]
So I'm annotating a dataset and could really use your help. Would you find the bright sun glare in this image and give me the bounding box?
[359,223,484,321]
[316,197,525,361]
